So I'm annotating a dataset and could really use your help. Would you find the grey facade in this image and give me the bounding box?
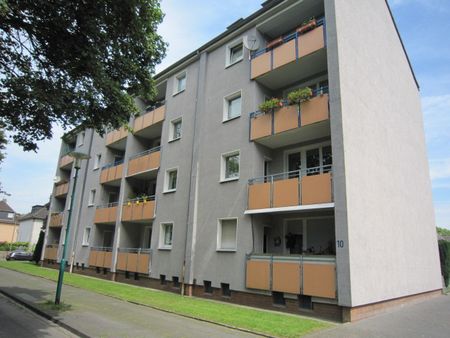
[43,0,442,321]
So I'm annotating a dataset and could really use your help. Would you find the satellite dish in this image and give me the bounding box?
[243,35,260,51]
[54,176,61,184]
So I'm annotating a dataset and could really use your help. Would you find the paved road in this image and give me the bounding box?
[0,293,76,338]
[306,293,450,338]
[0,268,261,338]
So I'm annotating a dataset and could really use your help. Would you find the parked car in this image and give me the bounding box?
[6,250,33,261]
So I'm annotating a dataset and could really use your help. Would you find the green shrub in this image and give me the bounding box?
[0,242,30,251]
[258,98,282,113]
[439,240,450,287]
[287,87,313,105]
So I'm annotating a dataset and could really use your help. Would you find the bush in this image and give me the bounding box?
[439,240,450,287]
[258,98,283,113]
[0,242,30,252]
[287,87,313,105]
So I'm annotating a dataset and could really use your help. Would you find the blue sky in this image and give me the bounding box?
[1,0,449,229]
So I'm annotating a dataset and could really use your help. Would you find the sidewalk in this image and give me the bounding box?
[0,268,261,338]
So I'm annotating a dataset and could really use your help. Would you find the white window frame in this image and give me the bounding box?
[173,70,187,96]
[93,153,101,170]
[82,227,91,246]
[88,189,96,206]
[169,117,182,142]
[223,90,242,122]
[159,222,173,250]
[164,167,178,193]
[77,131,85,147]
[7,213,14,219]
[283,141,332,174]
[220,150,240,182]
[225,38,244,68]
[217,218,238,252]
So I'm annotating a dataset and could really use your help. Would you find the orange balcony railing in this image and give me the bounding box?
[100,160,124,184]
[54,182,69,198]
[247,166,333,210]
[122,197,155,222]
[250,90,329,142]
[44,244,59,261]
[246,254,336,299]
[134,104,165,133]
[250,18,325,79]
[94,203,118,224]
[127,147,160,177]
[116,248,151,274]
[105,126,128,146]
[59,154,74,169]
[88,247,113,269]
[49,212,64,228]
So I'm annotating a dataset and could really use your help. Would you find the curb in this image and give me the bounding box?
[0,289,90,338]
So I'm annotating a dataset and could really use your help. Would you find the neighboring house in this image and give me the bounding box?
[17,204,49,246]
[0,199,19,243]
[42,0,442,322]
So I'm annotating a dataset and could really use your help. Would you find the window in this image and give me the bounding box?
[223,92,242,121]
[173,71,186,95]
[77,131,85,147]
[172,276,180,288]
[226,39,243,67]
[7,213,14,219]
[88,189,96,206]
[217,218,237,251]
[164,168,178,192]
[93,154,101,170]
[160,223,173,249]
[204,280,213,294]
[221,151,240,181]
[82,228,91,246]
[221,283,231,297]
[169,118,182,141]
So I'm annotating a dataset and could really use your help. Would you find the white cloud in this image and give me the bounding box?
[429,158,450,181]
[434,201,450,228]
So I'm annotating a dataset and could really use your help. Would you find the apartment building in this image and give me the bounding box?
[42,0,442,321]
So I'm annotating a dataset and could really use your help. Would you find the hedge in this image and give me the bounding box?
[438,240,450,287]
[0,242,30,252]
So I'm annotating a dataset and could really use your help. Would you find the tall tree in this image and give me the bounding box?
[0,0,166,151]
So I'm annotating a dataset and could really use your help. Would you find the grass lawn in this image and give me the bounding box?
[0,261,331,337]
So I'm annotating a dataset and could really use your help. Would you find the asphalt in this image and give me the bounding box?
[305,293,450,338]
[0,292,76,338]
[0,268,261,338]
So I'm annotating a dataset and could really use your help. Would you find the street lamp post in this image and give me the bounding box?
[55,151,89,305]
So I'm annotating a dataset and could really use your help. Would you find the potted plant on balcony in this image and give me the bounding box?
[258,98,283,113]
[287,87,313,105]
[297,17,317,35]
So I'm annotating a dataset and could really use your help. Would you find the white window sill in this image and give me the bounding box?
[168,137,181,143]
[172,89,185,97]
[216,249,237,252]
[222,115,241,123]
[88,204,94,207]
[158,246,172,251]
[93,167,99,171]
[163,189,177,194]
[225,58,243,69]
[220,177,239,183]
[82,244,89,247]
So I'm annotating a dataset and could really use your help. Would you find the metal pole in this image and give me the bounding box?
[55,165,79,304]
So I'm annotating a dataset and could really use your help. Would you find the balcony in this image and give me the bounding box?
[94,203,118,224]
[44,244,58,261]
[54,182,69,198]
[246,254,336,299]
[100,160,124,186]
[251,18,326,90]
[49,212,64,228]
[59,154,74,170]
[122,197,155,223]
[105,126,128,150]
[116,248,151,274]
[127,147,160,179]
[88,247,113,269]
[250,89,329,149]
[246,166,333,214]
[133,104,165,139]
